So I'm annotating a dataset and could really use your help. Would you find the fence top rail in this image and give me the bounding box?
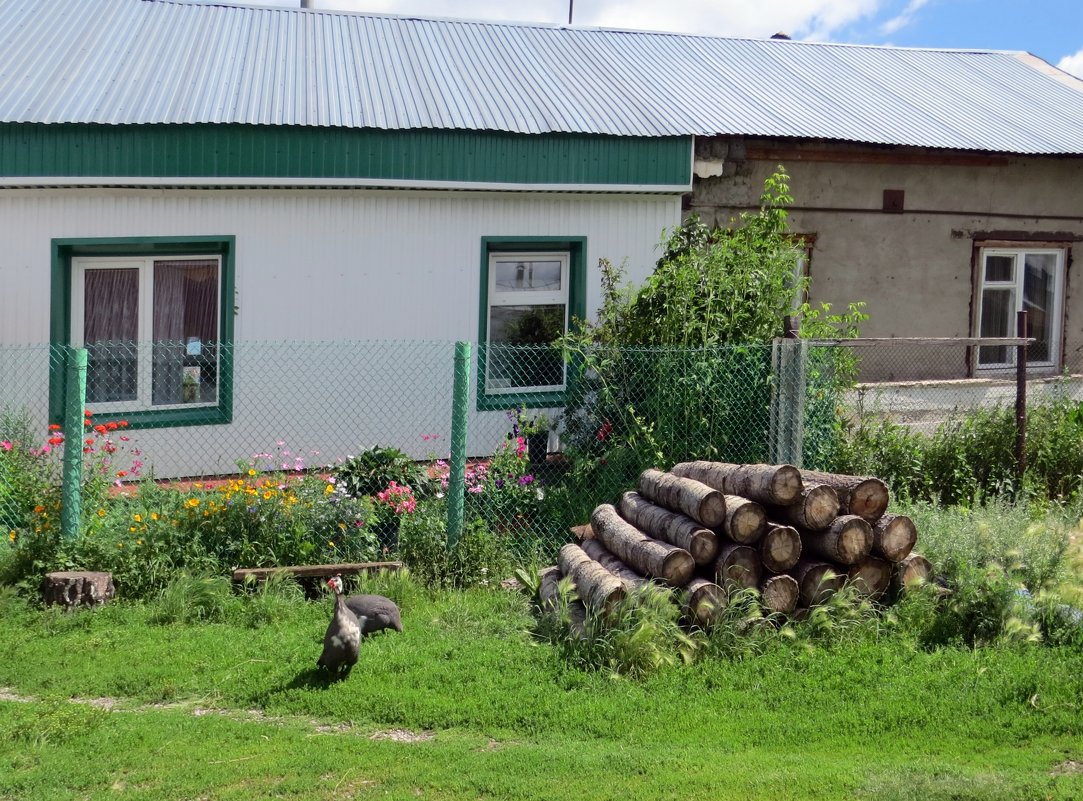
[797,337,1036,347]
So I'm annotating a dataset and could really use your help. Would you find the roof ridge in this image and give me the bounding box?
[139,0,1025,55]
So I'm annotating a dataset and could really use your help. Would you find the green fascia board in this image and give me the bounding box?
[1,124,692,187]
[476,236,586,412]
[49,235,235,430]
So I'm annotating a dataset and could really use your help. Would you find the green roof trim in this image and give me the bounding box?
[1,124,692,187]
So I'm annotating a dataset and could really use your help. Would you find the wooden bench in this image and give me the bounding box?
[232,561,403,584]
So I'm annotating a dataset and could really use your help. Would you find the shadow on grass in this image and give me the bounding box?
[285,667,354,690]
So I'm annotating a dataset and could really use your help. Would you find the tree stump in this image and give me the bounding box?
[43,571,115,609]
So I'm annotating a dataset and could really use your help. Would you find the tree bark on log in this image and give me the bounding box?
[760,574,799,614]
[637,469,727,528]
[759,523,802,573]
[892,552,934,596]
[671,461,803,506]
[712,541,763,591]
[558,543,627,616]
[797,470,889,522]
[800,514,873,565]
[790,559,846,607]
[767,483,839,531]
[847,556,892,599]
[590,504,695,586]
[537,567,586,639]
[719,495,767,545]
[617,491,718,565]
[682,577,726,628]
[42,571,115,608]
[872,514,918,562]
[581,537,649,591]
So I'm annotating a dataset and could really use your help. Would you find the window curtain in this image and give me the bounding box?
[152,260,218,405]
[84,268,139,402]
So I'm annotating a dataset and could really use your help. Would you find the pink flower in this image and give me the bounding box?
[1,440,12,451]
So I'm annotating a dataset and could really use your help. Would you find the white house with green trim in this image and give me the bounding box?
[2,0,1082,475]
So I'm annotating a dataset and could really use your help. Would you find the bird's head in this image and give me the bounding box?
[326,575,344,595]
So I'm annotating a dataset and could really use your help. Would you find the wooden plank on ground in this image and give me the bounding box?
[232,561,403,583]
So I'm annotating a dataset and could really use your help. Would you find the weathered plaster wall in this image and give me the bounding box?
[690,137,1083,380]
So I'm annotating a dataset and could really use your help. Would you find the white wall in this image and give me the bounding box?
[0,188,680,476]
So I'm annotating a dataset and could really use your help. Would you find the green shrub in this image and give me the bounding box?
[149,571,237,625]
[397,501,511,589]
[332,445,434,499]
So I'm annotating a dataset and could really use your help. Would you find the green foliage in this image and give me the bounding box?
[0,408,58,535]
[397,501,512,590]
[149,571,237,625]
[836,389,1083,505]
[332,445,434,499]
[240,570,306,628]
[7,696,108,747]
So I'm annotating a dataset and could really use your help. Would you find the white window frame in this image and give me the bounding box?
[974,246,1066,371]
[71,254,222,412]
[485,250,570,394]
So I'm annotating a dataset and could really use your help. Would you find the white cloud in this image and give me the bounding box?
[878,0,927,37]
[1057,48,1083,78]
[315,0,887,40]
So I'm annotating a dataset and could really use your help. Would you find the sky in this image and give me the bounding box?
[252,0,1083,77]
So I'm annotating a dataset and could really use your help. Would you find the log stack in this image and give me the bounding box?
[535,462,933,630]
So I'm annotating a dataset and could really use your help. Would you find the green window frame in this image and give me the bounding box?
[476,236,586,411]
[50,235,235,429]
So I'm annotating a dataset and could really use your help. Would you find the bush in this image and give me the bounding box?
[332,445,434,499]
[397,501,511,589]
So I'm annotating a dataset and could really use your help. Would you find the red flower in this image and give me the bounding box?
[118,421,129,428]
[48,423,62,432]
[83,410,92,417]
[106,421,118,431]
[47,436,64,446]
[94,424,106,434]
[116,470,128,478]
[85,438,94,446]
[596,420,613,442]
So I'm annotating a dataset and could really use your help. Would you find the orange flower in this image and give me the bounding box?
[48,423,62,432]
[94,424,106,434]
[106,421,118,431]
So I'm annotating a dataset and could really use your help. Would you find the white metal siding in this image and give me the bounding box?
[0,188,679,476]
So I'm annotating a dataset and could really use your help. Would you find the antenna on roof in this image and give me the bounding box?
[770,32,792,40]
[568,0,574,25]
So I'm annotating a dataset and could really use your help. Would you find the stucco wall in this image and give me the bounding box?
[690,137,1083,381]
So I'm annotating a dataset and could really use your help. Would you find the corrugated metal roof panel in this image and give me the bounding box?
[1,0,1083,153]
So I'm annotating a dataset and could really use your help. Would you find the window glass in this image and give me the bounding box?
[151,259,219,406]
[84,268,139,403]
[984,255,1014,283]
[978,287,1013,366]
[494,260,563,293]
[1023,254,1056,363]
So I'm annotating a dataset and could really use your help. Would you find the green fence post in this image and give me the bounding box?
[61,347,88,540]
[447,341,471,549]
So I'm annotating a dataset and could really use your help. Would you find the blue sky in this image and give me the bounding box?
[257,0,1083,76]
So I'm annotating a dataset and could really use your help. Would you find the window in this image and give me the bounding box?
[477,237,585,409]
[50,237,235,428]
[975,246,1066,370]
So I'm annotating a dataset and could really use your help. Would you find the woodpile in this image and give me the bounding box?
[535,462,933,629]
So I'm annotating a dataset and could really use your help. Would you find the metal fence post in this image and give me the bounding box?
[770,323,806,467]
[447,341,471,549]
[1015,311,1028,483]
[61,347,88,540]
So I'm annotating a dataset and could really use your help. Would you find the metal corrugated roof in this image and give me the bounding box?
[2,0,1083,154]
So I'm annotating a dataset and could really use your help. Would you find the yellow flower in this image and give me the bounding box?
[186,498,201,508]
[97,509,106,518]
[194,483,203,489]
[8,531,15,542]
[338,522,346,531]
[117,543,123,548]
[328,541,335,548]
[150,512,159,521]
[136,539,143,545]
[133,514,143,523]
[247,469,257,477]
[129,526,137,532]
[262,490,273,500]
[324,483,335,495]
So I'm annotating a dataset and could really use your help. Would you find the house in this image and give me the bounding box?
[1,0,1081,474]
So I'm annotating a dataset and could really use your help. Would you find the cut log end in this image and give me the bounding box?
[873,514,918,562]
[722,495,767,544]
[760,574,799,615]
[760,524,801,573]
[892,552,934,596]
[42,571,115,609]
[847,556,892,599]
[714,543,763,592]
[683,577,726,628]
[768,464,804,506]
[791,560,846,607]
[848,477,890,522]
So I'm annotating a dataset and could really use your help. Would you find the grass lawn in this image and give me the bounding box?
[1,583,1081,801]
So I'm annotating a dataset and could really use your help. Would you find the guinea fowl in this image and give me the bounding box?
[316,575,363,676]
[343,593,403,636]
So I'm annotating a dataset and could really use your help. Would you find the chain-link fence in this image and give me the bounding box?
[2,336,1077,560]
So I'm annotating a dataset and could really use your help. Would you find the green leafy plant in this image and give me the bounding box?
[332,445,433,499]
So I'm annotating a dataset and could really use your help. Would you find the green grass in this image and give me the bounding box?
[1,578,1081,801]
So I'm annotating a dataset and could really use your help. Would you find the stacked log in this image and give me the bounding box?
[533,462,932,632]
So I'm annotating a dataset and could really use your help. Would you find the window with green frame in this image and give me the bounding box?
[50,236,235,428]
[477,237,585,411]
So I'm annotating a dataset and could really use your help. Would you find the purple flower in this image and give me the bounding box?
[519,475,534,486]
[495,479,504,489]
